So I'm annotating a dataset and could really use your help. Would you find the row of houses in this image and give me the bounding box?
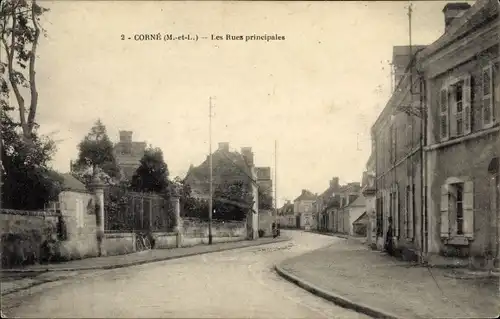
[362,0,499,268]
[278,177,369,237]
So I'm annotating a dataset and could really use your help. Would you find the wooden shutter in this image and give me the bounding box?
[449,85,457,137]
[464,75,472,135]
[440,185,450,238]
[483,65,494,126]
[395,184,400,237]
[408,184,414,239]
[463,181,474,239]
[440,88,449,140]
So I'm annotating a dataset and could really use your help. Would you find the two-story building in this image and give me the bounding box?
[293,190,317,229]
[372,44,427,259]
[313,177,341,231]
[419,0,499,268]
[332,182,362,234]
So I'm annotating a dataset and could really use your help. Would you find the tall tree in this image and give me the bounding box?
[130,146,169,193]
[0,0,48,145]
[258,189,273,210]
[74,119,120,185]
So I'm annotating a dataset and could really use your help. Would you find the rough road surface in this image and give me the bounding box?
[2,231,370,319]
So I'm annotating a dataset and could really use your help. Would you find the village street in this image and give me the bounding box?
[1,231,370,319]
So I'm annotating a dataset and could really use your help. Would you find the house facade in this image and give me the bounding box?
[372,45,426,259]
[278,200,295,228]
[419,0,500,267]
[293,190,317,229]
[332,183,362,234]
[314,177,340,231]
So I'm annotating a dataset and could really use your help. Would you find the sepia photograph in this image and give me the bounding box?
[0,0,499,318]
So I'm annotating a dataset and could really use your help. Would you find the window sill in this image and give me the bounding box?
[443,236,471,246]
[427,124,499,151]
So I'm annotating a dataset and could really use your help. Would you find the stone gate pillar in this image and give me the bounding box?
[170,194,182,248]
[90,174,105,257]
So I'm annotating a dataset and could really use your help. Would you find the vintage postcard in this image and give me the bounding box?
[1,0,498,318]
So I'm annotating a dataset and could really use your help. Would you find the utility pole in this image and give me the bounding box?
[275,140,278,226]
[208,96,213,245]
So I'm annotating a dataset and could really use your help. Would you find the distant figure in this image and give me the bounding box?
[385,217,394,256]
[272,222,278,238]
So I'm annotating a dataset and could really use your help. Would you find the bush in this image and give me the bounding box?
[258,229,265,238]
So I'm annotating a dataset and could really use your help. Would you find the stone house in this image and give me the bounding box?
[113,131,147,181]
[419,0,500,267]
[372,44,427,258]
[331,183,362,234]
[278,201,295,228]
[293,189,317,229]
[314,177,341,231]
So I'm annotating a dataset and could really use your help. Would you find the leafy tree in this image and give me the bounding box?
[1,103,63,210]
[73,119,120,185]
[213,180,253,221]
[258,188,273,210]
[130,146,169,193]
[0,0,48,145]
[170,176,209,219]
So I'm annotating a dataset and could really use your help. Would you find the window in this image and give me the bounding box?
[454,81,464,136]
[405,185,413,239]
[482,65,494,127]
[440,74,472,141]
[439,88,449,140]
[440,180,474,240]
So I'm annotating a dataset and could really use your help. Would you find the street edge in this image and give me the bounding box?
[1,237,291,297]
[273,263,401,319]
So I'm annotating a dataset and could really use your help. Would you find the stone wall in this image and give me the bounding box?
[258,210,275,237]
[0,210,59,267]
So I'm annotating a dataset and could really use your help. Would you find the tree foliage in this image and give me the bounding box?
[1,102,63,210]
[258,188,273,210]
[0,0,48,145]
[73,119,120,185]
[130,146,169,193]
[213,180,253,221]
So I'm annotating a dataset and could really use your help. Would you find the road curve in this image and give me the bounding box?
[2,231,371,319]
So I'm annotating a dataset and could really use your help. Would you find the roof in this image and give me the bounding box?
[348,194,366,208]
[60,173,87,192]
[294,190,317,202]
[353,212,368,224]
[419,0,498,63]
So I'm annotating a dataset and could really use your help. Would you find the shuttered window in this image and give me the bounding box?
[463,75,472,134]
[440,185,450,238]
[441,181,474,240]
[483,65,494,127]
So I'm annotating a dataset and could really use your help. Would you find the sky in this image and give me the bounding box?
[15,0,472,206]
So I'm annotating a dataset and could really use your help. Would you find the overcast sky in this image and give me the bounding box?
[28,0,470,206]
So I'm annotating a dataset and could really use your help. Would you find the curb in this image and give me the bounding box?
[1,237,291,297]
[274,264,401,319]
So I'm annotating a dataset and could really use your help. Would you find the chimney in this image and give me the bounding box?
[241,147,254,167]
[218,142,229,152]
[119,130,133,143]
[443,3,471,32]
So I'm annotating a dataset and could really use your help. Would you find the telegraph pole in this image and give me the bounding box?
[208,97,213,245]
[274,140,278,226]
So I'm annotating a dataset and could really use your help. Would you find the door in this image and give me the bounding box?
[296,215,301,228]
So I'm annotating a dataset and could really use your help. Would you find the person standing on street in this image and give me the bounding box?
[385,217,394,256]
